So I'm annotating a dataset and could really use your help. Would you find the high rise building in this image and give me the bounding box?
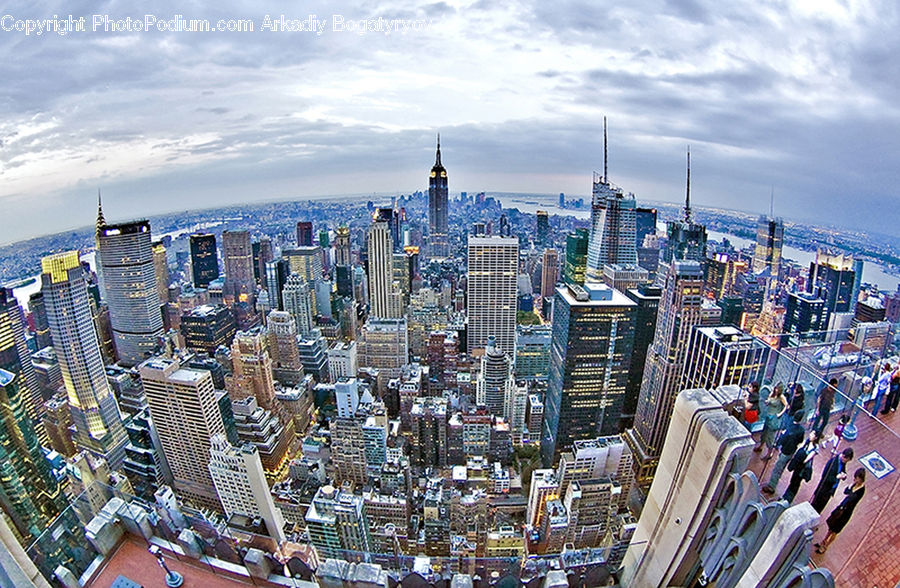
[252,237,273,288]
[28,291,52,350]
[635,207,657,248]
[475,336,514,416]
[536,210,550,245]
[208,434,287,543]
[682,326,769,391]
[296,221,314,247]
[540,249,559,301]
[752,215,784,276]
[328,341,358,381]
[623,285,661,430]
[564,229,589,286]
[41,251,127,469]
[96,218,163,366]
[359,318,408,378]
[152,241,170,304]
[466,235,519,356]
[625,260,714,488]
[783,291,827,339]
[514,324,552,381]
[222,230,255,301]
[121,407,171,501]
[139,357,225,511]
[305,484,372,562]
[265,258,290,310]
[189,233,219,288]
[367,213,404,319]
[227,329,278,412]
[541,283,636,466]
[231,396,293,480]
[334,226,351,266]
[266,311,304,386]
[663,151,707,265]
[0,288,44,439]
[428,135,450,259]
[0,369,65,544]
[283,247,324,283]
[282,274,315,335]
[180,304,237,354]
[808,252,856,326]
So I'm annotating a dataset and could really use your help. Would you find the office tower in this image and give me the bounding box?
[105,364,146,416]
[602,263,650,292]
[283,247,324,282]
[152,241,169,305]
[266,311,304,386]
[189,233,219,287]
[515,324,552,381]
[536,210,550,245]
[682,326,769,391]
[476,336,514,416]
[499,213,511,237]
[298,329,330,382]
[28,291,52,350]
[96,219,163,365]
[328,341,358,381]
[228,329,277,411]
[335,377,360,419]
[180,304,237,354]
[282,274,315,335]
[784,291,827,339]
[752,215,784,275]
[367,213,403,319]
[296,221,314,247]
[466,236,519,356]
[585,123,638,279]
[663,151,707,265]
[208,434,286,543]
[252,238,273,288]
[623,285,662,429]
[335,226,351,266]
[541,283,636,466]
[564,229,589,286]
[428,135,450,259]
[808,252,855,326]
[0,288,44,438]
[506,383,529,445]
[139,357,225,511]
[306,484,372,562]
[265,258,290,310]
[359,318,408,378]
[409,397,449,467]
[121,407,170,500]
[626,260,712,488]
[540,249,559,301]
[0,369,65,544]
[41,251,127,469]
[331,422,369,488]
[635,207,657,248]
[230,396,293,481]
[221,230,255,301]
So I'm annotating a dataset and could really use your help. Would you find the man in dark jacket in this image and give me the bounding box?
[810,448,853,512]
[762,411,805,494]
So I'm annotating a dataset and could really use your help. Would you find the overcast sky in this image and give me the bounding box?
[2,0,899,244]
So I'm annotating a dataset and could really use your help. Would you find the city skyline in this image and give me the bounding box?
[3,1,900,244]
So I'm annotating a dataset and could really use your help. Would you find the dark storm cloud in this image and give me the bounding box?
[1,0,899,244]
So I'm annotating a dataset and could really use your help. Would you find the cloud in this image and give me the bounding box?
[1,0,899,243]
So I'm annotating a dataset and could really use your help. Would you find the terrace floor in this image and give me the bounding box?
[746,408,900,588]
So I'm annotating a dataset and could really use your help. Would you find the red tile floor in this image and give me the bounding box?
[747,409,900,588]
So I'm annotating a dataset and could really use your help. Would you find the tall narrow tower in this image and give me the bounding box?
[663,148,707,264]
[428,135,450,259]
[41,251,127,468]
[467,235,519,356]
[367,211,403,319]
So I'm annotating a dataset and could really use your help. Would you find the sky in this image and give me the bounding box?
[1,0,899,244]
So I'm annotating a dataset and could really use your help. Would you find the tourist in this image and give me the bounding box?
[743,381,760,431]
[814,468,866,555]
[786,383,805,427]
[825,414,850,455]
[811,378,837,435]
[882,364,900,415]
[762,411,805,495]
[871,362,892,415]
[755,383,788,459]
[781,430,819,504]
[810,448,853,513]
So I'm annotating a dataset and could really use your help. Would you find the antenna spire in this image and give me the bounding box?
[770,185,775,218]
[603,116,608,183]
[684,146,691,223]
[96,189,106,233]
[435,133,442,167]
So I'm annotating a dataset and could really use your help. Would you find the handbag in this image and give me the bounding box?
[745,409,759,424]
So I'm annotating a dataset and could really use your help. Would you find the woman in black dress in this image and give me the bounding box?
[815,468,866,554]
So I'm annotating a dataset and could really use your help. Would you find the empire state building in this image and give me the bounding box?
[428,135,450,259]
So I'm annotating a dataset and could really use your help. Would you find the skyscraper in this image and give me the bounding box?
[41,251,127,469]
[96,217,163,366]
[367,213,403,319]
[428,135,450,259]
[28,291,52,350]
[265,258,290,310]
[0,288,44,439]
[296,221,314,247]
[335,226,352,266]
[752,215,784,276]
[634,207,657,248]
[541,283,636,466]
[0,369,65,544]
[190,233,219,288]
[467,235,519,356]
[663,151,707,264]
[564,229,589,286]
[585,122,637,280]
[536,211,550,246]
[540,249,559,301]
[152,240,170,304]
[625,260,714,488]
[808,251,856,326]
[222,230,255,301]
[623,285,661,430]
[282,274,315,335]
[681,326,769,391]
[266,311,304,386]
[475,336,514,416]
[139,357,225,511]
